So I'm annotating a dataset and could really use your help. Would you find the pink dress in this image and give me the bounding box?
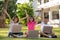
[27,21,36,31]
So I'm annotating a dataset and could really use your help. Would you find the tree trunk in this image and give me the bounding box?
[0,0,8,28]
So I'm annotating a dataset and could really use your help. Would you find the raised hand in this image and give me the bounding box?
[3,9,12,21]
[24,10,29,22]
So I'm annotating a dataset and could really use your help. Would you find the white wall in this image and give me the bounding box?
[32,0,41,17]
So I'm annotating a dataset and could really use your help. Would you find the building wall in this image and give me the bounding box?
[33,0,60,25]
[33,0,41,17]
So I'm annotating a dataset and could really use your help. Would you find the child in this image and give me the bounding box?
[25,10,36,37]
[4,9,26,37]
[40,8,57,38]
[27,16,36,31]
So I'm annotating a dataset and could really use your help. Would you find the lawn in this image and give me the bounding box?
[0,26,60,40]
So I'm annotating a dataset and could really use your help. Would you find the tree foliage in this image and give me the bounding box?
[0,0,17,18]
[0,0,34,25]
[16,2,34,25]
[7,0,17,18]
[16,3,33,18]
[0,1,4,16]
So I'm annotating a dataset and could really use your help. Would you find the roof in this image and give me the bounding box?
[36,0,60,11]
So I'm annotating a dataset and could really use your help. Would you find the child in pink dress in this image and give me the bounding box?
[27,16,36,31]
[25,10,36,36]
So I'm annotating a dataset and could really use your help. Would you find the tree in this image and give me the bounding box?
[16,3,34,25]
[0,0,8,28]
[0,0,17,28]
[0,1,4,16]
[7,0,17,18]
[0,0,34,26]
[29,0,33,2]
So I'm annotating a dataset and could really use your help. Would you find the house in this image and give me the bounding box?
[33,0,60,27]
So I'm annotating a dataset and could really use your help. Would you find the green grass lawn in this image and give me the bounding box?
[0,26,60,40]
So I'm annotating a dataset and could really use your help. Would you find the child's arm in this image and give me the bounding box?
[41,8,44,22]
[19,17,26,21]
[25,10,29,22]
[34,16,38,21]
[3,9,12,21]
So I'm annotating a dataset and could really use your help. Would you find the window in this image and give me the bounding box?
[44,12,49,19]
[44,0,49,3]
[52,11,59,19]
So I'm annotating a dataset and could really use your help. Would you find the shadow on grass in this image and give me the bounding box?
[0,35,60,40]
[0,27,60,40]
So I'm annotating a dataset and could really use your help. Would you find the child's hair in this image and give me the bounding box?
[29,15,35,22]
[44,16,49,24]
[44,16,49,19]
[44,15,49,19]
[13,16,19,23]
